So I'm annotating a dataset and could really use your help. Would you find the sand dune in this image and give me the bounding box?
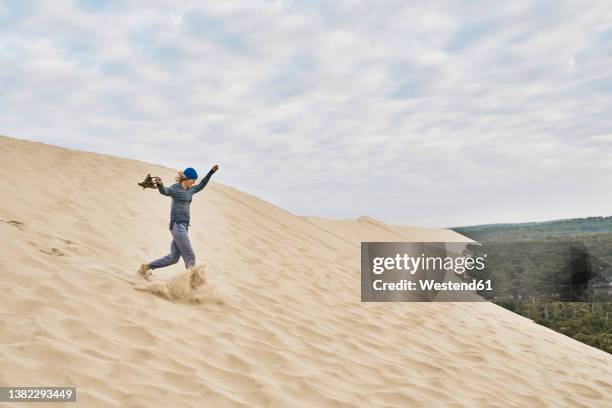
[1,134,611,407]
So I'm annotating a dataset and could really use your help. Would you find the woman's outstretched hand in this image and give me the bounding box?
[154,176,163,185]
[212,164,220,172]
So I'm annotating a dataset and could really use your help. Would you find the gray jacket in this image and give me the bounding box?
[157,169,216,229]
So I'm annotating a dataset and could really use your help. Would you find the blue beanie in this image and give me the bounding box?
[183,167,198,180]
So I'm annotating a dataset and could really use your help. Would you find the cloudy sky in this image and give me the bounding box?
[1,0,611,227]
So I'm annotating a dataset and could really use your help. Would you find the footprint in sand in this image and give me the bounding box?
[1,219,25,229]
[40,248,65,257]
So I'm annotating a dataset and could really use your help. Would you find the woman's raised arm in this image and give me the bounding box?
[192,165,219,194]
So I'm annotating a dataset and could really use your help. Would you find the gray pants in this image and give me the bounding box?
[149,222,196,269]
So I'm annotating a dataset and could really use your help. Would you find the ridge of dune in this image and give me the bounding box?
[1,134,611,407]
[301,215,473,244]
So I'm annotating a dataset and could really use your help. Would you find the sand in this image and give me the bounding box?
[0,134,611,407]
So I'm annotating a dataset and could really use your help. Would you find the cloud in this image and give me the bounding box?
[1,0,611,227]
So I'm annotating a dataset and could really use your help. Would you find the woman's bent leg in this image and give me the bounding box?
[171,223,196,269]
[149,238,181,269]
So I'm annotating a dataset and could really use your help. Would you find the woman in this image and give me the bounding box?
[138,164,219,280]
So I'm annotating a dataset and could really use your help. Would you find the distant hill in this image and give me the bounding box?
[452,215,612,354]
[451,216,612,242]
[451,216,612,267]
